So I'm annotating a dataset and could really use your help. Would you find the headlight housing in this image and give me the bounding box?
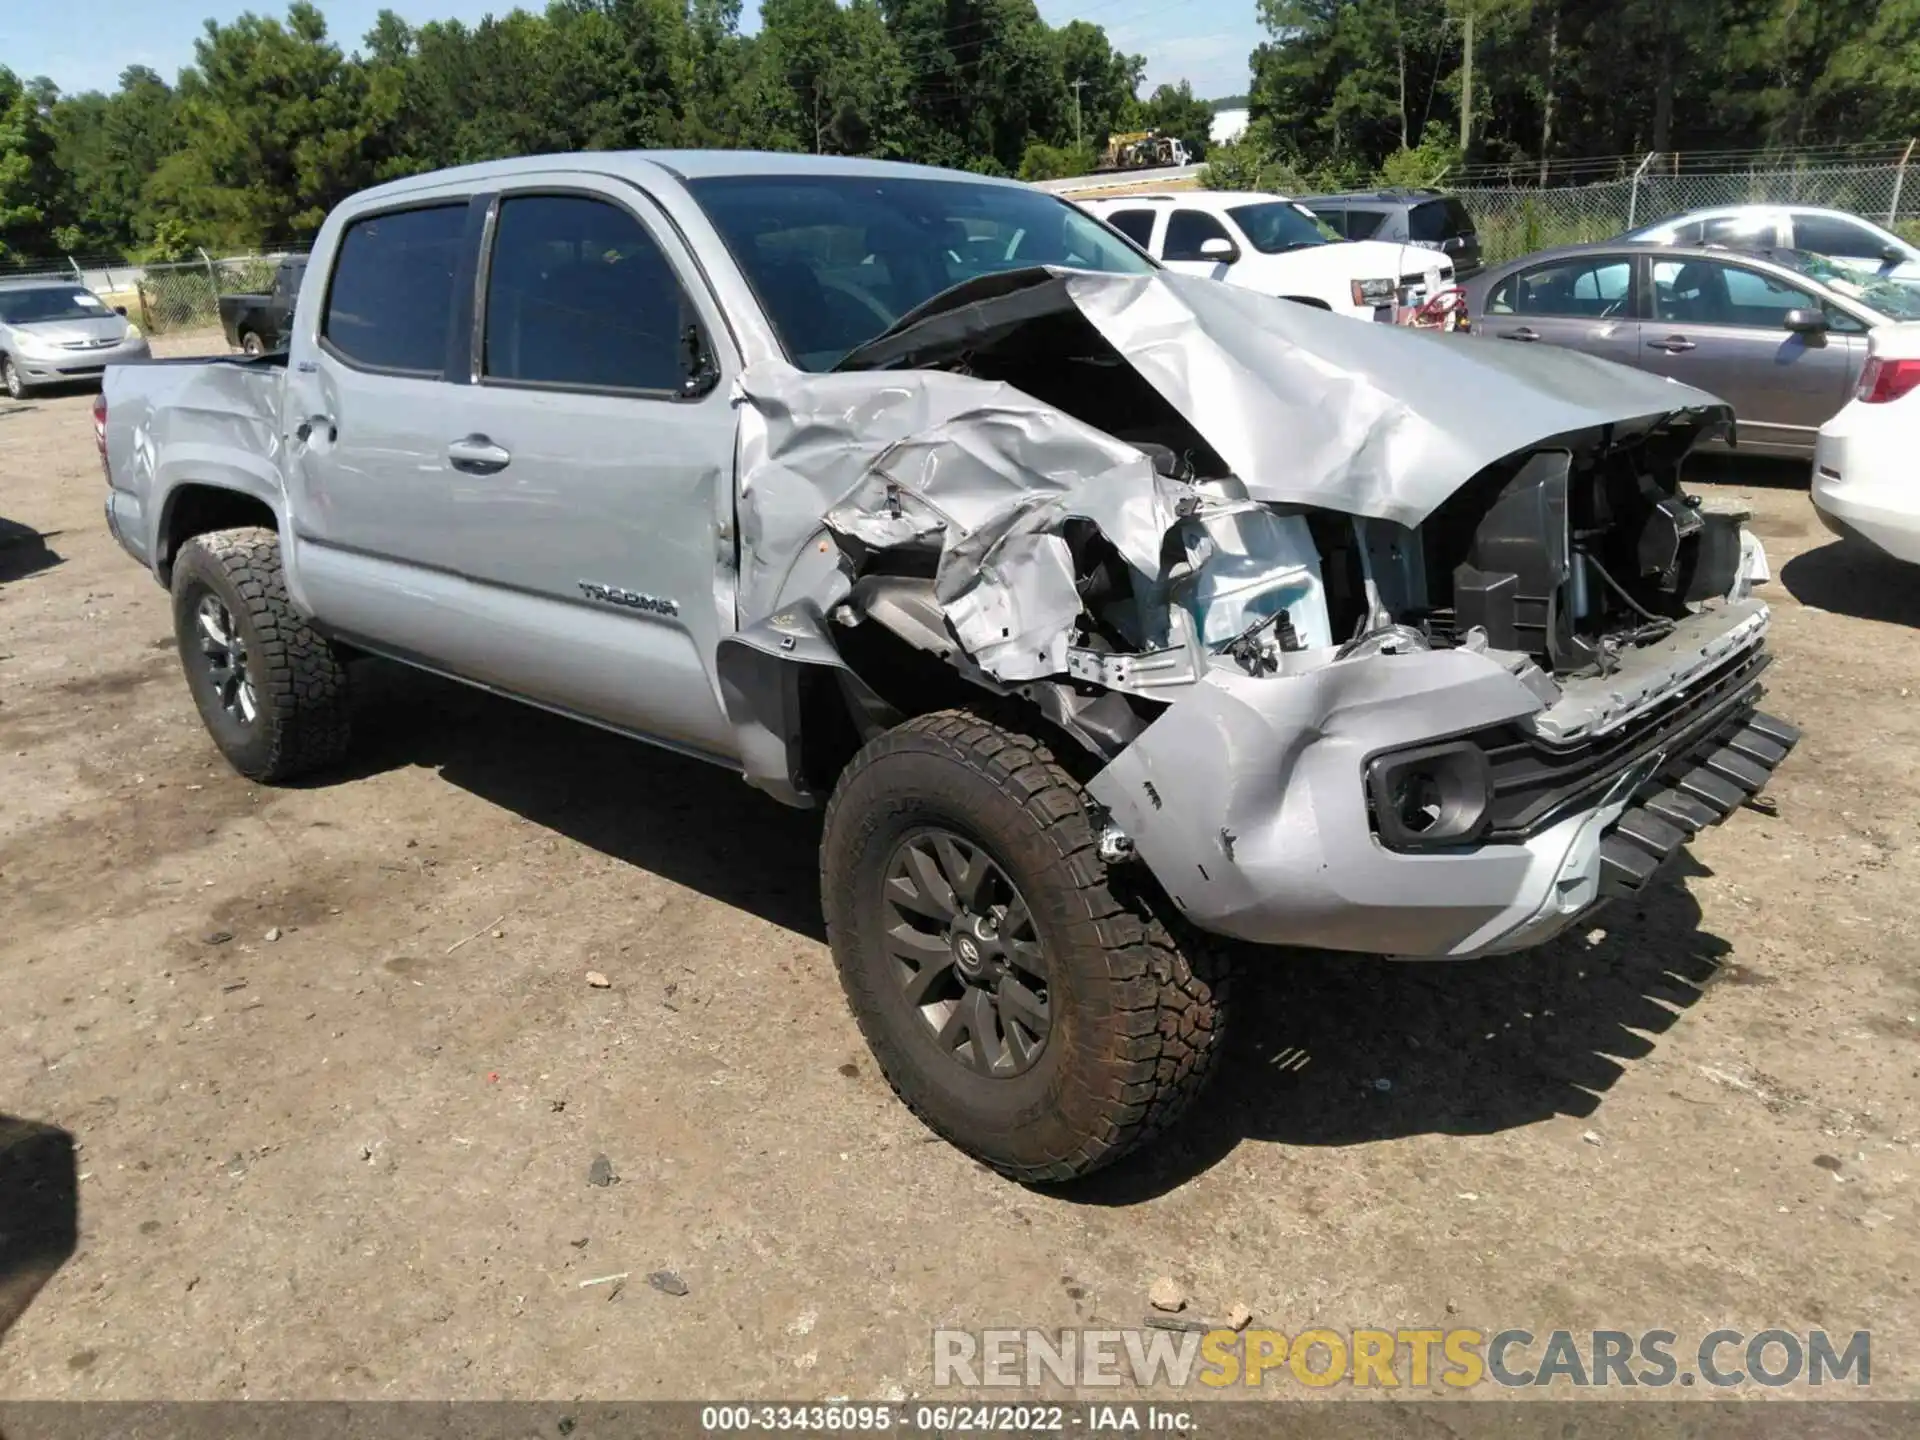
[1366,741,1493,850]
[1350,276,1396,307]
[13,332,59,358]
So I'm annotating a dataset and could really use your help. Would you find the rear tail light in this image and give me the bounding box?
[1857,356,1920,404]
[92,392,107,460]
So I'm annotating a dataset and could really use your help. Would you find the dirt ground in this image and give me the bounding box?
[2,333,1917,1403]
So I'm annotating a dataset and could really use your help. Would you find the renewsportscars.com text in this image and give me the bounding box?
[932,1327,1871,1390]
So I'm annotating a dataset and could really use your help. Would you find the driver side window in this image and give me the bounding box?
[1164,210,1232,261]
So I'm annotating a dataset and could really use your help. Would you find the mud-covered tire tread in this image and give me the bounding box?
[821,709,1231,1183]
[172,525,350,782]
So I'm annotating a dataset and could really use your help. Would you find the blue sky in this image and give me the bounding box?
[2,0,1261,104]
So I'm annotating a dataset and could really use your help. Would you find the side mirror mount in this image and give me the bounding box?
[1882,243,1907,264]
[1782,307,1828,336]
[1199,236,1241,265]
[679,323,720,400]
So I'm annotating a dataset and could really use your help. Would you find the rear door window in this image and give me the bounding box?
[322,204,467,374]
[481,193,695,394]
[1104,209,1158,249]
[1495,256,1631,317]
[1339,208,1388,239]
[1410,198,1475,243]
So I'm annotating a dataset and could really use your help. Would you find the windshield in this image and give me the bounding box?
[0,286,112,325]
[687,174,1154,371]
[1226,201,1340,253]
[1772,249,1920,322]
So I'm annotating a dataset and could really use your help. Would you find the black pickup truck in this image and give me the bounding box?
[216,256,306,354]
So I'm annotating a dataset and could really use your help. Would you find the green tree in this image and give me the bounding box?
[0,68,62,258]
[144,3,379,248]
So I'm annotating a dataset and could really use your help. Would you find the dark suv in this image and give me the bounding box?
[1299,188,1483,278]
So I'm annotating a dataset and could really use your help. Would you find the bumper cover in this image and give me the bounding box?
[1088,624,1791,960]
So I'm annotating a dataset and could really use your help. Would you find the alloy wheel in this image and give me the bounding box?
[195,592,258,726]
[881,828,1053,1077]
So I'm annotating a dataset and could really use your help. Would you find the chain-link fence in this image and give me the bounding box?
[1454,148,1920,267]
[132,252,305,336]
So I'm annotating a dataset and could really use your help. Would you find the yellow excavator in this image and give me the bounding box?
[1096,130,1192,172]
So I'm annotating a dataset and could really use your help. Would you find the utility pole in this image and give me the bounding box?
[1070,79,1086,148]
[1458,0,1475,158]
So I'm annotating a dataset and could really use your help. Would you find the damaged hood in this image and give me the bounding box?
[836,266,1728,528]
[731,265,1729,682]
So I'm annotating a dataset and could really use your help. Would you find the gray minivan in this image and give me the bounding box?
[0,278,151,398]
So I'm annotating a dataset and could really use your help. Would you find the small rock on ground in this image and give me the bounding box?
[648,1270,689,1297]
[586,1153,616,1187]
[1226,1303,1253,1331]
[1147,1277,1185,1313]
[586,971,611,989]
[264,927,281,942]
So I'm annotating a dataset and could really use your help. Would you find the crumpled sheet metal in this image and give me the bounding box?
[735,364,1192,680]
[733,266,1726,679]
[1060,268,1727,529]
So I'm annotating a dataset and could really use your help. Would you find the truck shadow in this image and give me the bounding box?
[332,659,828,941]
[1781,538,1920,627]
[1062,853,1734,1204]
[0,517,62,585]
[333,660,1735,1203]
[0,1114,79,1342]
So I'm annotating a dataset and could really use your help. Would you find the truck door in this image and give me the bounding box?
[438,182,741,762]
[282,193,479,646]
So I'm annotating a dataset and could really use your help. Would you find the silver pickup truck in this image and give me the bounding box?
[101,151,1796,1182]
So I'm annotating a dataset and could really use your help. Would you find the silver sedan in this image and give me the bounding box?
[1463,243,1920,457]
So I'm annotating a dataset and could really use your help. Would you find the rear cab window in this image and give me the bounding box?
[322,204,467,374]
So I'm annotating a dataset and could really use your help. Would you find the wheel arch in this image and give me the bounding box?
[156,483,280,584]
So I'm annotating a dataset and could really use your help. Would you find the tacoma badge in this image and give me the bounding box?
[578,581,679,617]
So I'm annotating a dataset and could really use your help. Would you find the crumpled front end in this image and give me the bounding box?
[727,268,1795,958]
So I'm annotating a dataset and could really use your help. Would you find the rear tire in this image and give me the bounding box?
[821,710,1231,1182]
[170,525,351,782]
[239,331,264,356]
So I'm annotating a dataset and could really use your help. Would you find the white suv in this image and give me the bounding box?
[1079,190,1455,322]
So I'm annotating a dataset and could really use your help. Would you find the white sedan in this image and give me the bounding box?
[1813,321,1920,563]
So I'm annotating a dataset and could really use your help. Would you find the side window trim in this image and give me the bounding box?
[318,196,478,380]
[474,184,714,403]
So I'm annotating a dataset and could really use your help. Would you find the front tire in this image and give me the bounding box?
[170,526,352,782]
[1,355,26,399]
[239,331,265,356]
[821,711,1231,1182]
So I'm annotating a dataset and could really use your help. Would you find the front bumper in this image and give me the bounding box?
[1088,613,1793,959]
[15,337,151,384]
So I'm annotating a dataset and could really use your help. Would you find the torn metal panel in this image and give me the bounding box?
[735,362,1193,680]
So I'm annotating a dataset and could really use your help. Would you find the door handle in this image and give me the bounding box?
[447,434,512,475]
[1649,335,1697,353]
[1499,326,1540,342]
